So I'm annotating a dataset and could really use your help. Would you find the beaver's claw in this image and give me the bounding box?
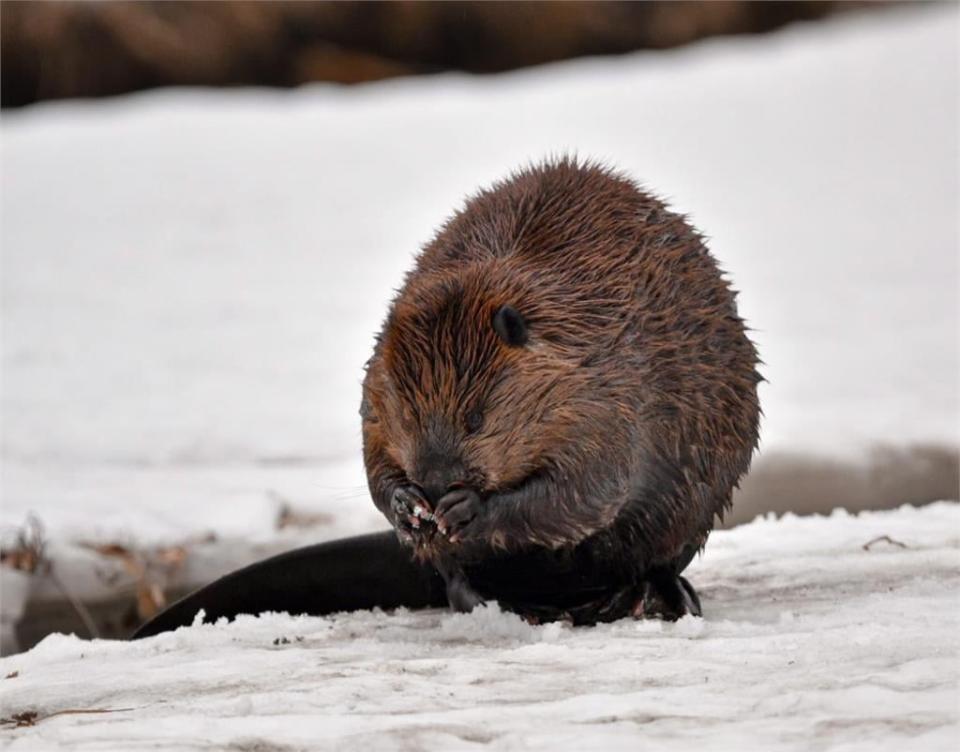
[390,485,434,544]
[433,488,482,542]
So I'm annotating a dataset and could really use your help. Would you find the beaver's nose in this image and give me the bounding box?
[420,465,465,505]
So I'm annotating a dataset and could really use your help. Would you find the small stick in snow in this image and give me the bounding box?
[47,570,101,639]
[1,707,136,729]
[0,711,37,728]
[862,535,908,551]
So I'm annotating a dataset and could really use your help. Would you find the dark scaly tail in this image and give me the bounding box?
[132,531,446,639]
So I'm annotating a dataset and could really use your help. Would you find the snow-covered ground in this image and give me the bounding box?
[2,503,958,751]
[1,0,957,657]
[1,6,958,746]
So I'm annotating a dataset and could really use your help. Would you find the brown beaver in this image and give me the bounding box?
[133,158,761,639]
[361,158,761,623]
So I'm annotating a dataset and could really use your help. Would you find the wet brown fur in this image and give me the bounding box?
[361,158,761,616]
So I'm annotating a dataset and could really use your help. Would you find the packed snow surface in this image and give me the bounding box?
[1,5,957,552]
[2,503,958,751]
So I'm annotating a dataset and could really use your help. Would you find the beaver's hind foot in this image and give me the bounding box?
[632,568,702,620]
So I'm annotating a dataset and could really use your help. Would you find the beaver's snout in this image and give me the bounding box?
[419,464,468,505]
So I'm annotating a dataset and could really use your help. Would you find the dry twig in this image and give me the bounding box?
[862,535,908,551]
[1,707,135,729]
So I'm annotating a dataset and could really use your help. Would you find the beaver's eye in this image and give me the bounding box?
[360,398,378,423]
[492,305,528,347]
[465,409,484,434]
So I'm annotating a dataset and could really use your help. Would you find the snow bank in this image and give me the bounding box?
[1,503,957,750]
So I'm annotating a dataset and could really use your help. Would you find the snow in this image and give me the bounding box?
[2,503,958,750]
[2,5,957,744]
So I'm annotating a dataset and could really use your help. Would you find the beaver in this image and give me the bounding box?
[133,158,759,638]
[361,158,761,623]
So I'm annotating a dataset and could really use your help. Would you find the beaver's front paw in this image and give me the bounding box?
[433,488,482,543]
[390,485,434,545]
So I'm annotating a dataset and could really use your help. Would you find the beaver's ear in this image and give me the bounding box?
[492,305,528,347]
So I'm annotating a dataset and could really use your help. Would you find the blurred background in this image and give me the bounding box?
[1,0,957,654]
[3,0,876,107]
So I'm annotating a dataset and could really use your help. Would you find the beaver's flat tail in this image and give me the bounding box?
[132,531,446,639]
